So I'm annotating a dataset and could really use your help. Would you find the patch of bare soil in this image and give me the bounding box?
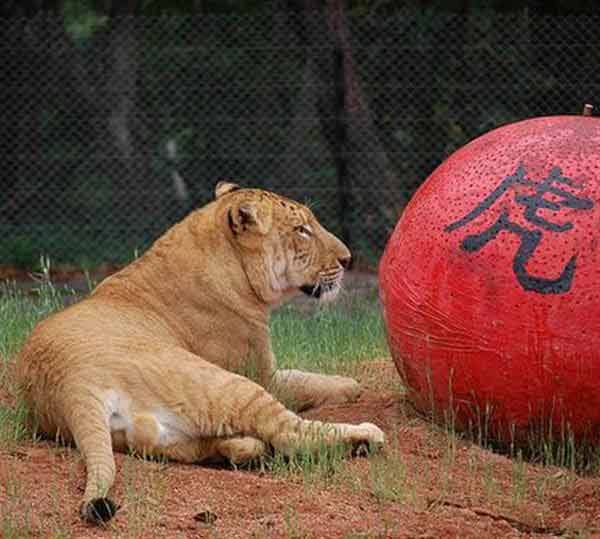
[2,361,600,538]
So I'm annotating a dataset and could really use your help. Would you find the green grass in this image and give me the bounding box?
[0,274,386,377]
[271,293,387,373]
[0,260,68,362]
[0,259,76,446]
[260,436,352,486]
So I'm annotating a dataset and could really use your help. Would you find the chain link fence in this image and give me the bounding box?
[1,10,599,269]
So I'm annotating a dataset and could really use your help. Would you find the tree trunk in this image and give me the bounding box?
[106,17,137,167]
[281,0,403,257]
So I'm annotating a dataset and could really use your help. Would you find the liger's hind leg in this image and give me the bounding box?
[123,412,267,465]
[153,436,267,466]
[210,437,267,465]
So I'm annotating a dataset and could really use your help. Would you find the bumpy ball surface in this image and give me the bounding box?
[379,116,600,442]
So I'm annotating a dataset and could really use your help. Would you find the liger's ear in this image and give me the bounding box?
[215,181,241,199]
[228,200,272,235]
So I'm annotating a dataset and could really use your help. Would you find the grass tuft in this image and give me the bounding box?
[271,293,387,374]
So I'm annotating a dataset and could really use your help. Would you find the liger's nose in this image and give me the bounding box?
[339,255,352,270]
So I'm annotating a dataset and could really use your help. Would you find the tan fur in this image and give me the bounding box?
[16,183,384,524]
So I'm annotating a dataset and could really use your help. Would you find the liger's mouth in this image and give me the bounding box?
[300,269,345,301]
[300,283,322,298]
[300,281,341,300]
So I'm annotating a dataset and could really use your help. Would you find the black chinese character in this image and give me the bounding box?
[445,165,594,294]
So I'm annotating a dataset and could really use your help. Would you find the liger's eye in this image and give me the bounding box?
[296,225,313,239]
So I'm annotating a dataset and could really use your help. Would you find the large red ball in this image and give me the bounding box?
[379,115,600,443]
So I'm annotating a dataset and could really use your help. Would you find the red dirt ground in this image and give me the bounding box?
[2,361,600,539]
